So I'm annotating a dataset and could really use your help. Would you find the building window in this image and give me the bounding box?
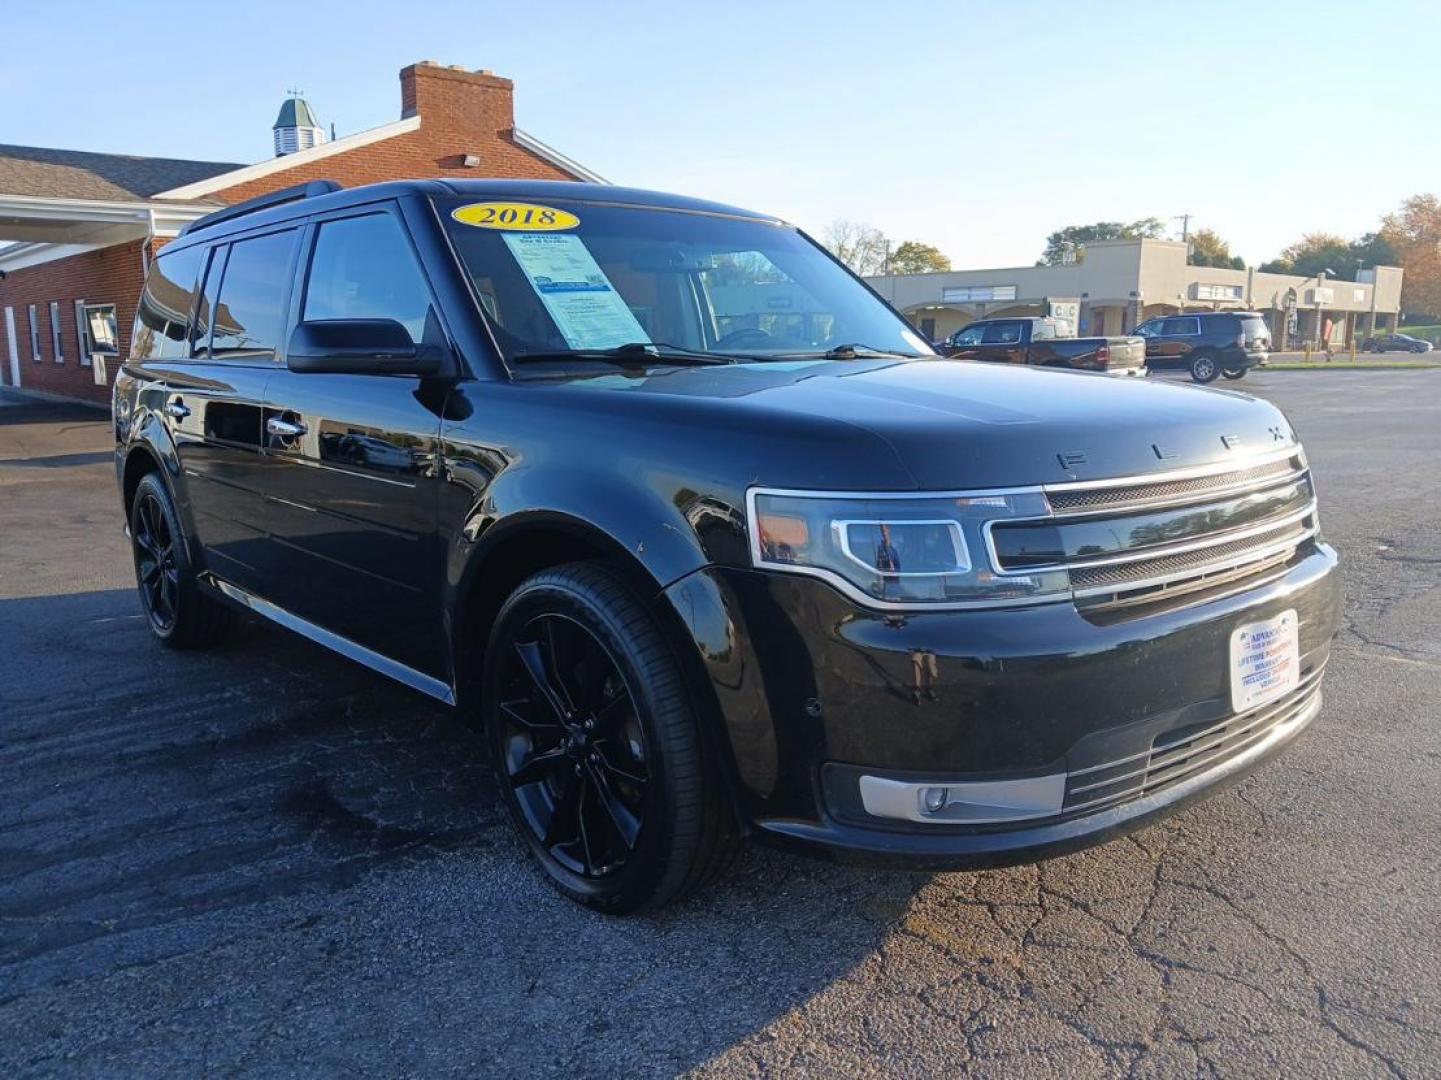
[27,305,42,361]
[49,301,64,363]
[942,284,1018,303]
[1195,283,1244,302]
[76,301,118,368]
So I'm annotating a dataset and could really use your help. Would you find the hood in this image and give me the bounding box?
[561,358,1297,490]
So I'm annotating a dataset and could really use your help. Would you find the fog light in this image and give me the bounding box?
[859,772,1067,825]
[920,787,949,814]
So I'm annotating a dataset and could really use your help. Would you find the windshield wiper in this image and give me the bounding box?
[510,342,738,367]
[787,343,923,361]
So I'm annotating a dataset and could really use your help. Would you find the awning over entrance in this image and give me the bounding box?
[0,195,213,271]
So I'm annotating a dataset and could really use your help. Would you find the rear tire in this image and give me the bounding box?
[483,561,739,913]
[129,473,232,649]
[1221,366,1247,380]
[1189,353,1220,382]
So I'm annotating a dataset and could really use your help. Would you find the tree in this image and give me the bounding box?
[823,219,890,276]
[1381,195,1441,318]
[889,240,951,275]
[1259,233,1352,278]
[1038,218,1165,265]
[1351,231,1399,272]
[1187,228,1245,270]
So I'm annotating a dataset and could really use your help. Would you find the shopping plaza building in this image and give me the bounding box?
[0,61,601,404]
[868,238,1404,348]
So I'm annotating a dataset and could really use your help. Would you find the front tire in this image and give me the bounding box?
[129,473,232,649]
[1189,352,1220,382]
[483,561,738,912]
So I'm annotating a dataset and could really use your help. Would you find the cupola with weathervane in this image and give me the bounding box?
[272,90,327,157]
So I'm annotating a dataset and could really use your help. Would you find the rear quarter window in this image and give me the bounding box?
[133,245,206,360]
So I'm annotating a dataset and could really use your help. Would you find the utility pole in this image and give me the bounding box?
[1172,213,1192,244]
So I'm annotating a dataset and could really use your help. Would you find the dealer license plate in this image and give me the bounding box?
[1229,609,1300,713]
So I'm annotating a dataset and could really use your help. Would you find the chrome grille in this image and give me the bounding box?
[987,450,1318,613]
[1063,666,1324,815]
[1069,519,1310,592]
[1046,454,1304,516]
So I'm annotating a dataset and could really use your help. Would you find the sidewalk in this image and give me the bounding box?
[1262,351,1440,370]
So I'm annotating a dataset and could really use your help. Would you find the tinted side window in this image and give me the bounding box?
[952,325,985,347]
[302,213,432,342]
[982,322,1023,345]
[211,230,298,358]
[133,245,206,360]
[192,245,228,356]
[1161,317,1200,336]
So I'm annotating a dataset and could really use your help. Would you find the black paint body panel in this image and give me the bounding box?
[113,178,1342,870]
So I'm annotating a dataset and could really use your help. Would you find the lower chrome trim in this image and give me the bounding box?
[203,575,455,705]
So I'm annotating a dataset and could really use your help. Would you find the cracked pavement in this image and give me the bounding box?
[1,373,1438,1078]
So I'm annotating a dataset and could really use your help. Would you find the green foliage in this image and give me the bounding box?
[889,241,951,275]
[1039,218,1166,265]
[1187,228,1245,269]
[1394,324,1441,344]
[1260,231,1400,281]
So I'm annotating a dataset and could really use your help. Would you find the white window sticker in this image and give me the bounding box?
[502,233,648,350]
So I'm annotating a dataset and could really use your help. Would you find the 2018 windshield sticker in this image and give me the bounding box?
[452,202,579,231]
[502,232,649,350]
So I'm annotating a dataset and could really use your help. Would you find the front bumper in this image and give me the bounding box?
[664,542,1340,868]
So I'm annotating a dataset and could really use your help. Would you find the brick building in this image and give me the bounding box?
[0,61,602,404]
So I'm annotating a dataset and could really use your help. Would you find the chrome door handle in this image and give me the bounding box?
[266,417,308,438]
[165,401,190,419]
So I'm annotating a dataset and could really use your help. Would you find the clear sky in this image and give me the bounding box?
[3,0,1435,268]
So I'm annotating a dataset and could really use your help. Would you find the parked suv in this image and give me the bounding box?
[114,179,1339,911]
[1133,311,1271,382]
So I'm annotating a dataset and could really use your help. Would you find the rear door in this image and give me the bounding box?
[132,239,290,593]
[255,202,450,679]
[1147,316,1200,367]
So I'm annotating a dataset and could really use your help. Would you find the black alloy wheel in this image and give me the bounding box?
[483,562,738,912]
[1190,353,1220,382]
[133,486,181,633]
[496,610,650,879]
[128,472,231,649]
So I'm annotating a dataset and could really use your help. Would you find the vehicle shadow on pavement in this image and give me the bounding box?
[2,588,1433,1077]
[0,585,924,1074]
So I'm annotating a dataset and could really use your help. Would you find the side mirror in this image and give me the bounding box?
[287,319,447,376]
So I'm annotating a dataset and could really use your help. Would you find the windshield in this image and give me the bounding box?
[438,197,931,363]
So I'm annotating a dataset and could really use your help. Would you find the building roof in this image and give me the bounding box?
[0,144,244,203]
[273,97,321,131]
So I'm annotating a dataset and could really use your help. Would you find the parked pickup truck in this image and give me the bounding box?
[939,316,1147,376]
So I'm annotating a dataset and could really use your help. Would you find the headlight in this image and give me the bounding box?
[746,488,1068,608]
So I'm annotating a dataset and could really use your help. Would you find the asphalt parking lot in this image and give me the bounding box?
[2,371,1439,1078]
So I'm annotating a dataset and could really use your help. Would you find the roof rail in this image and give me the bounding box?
[179,179,342,237]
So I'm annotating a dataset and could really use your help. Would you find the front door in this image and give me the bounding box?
[978,320,1026,364]
[256,206,450,679]
[4,307,18,387]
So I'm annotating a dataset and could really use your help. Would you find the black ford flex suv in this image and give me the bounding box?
[1133,311,1271,382]
[114,179,1339,911]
